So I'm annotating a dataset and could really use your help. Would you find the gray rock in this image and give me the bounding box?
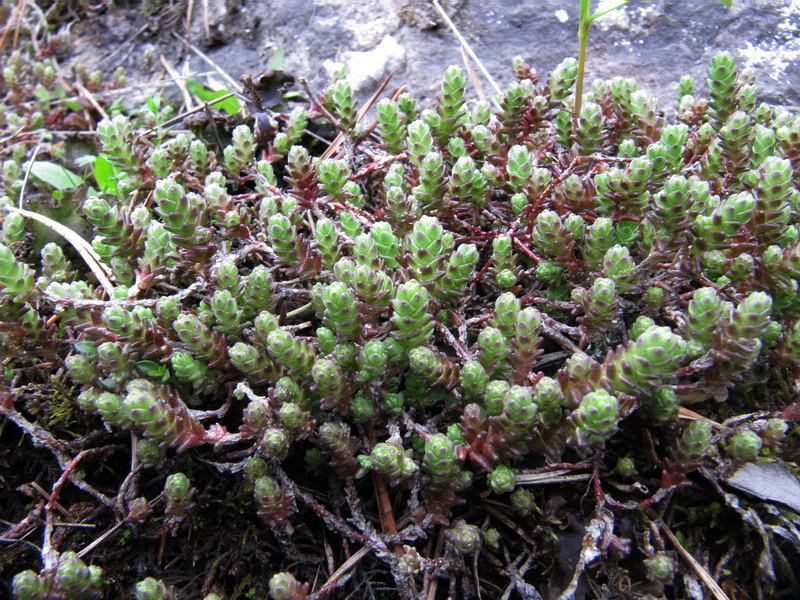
[71,0,800,112]
[725,461,800,513]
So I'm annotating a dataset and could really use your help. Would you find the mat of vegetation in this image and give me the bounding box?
[2,3,800,600]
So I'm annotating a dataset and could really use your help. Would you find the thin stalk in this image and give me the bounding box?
[574,0,593,122]
[574,0,630,121]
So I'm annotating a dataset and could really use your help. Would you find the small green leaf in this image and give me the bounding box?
[30,161,83,190]
[74,155,96,168]
[186,80,242,115]
[137,360,162,374]
[63,100,84,111]
[146,95,161,113]
[267,47,285,71]
[74,341,98,355]
[137,360,170,382]
[94,154,120,196]
[33,87,51,101]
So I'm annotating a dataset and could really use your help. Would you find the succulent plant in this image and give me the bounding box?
[12,552,104,600]
[134,577,175,600]
[2,40,797,600]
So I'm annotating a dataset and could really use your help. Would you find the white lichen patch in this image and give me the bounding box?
[595,0,632,30]
[737,1,800,84]
[594,0,660,33]
[338,35,407,92]
[315,0,401,48]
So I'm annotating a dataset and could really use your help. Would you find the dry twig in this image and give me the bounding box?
[431,0,502,106]
[160,54,194,111]
[661,522,731,600]
[2,205,116,296]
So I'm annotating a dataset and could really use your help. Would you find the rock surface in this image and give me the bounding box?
[70,0,800,112]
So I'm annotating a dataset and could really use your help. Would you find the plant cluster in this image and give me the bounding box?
[2,29,800,599]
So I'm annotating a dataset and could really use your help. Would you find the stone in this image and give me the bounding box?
[68,0,800,113]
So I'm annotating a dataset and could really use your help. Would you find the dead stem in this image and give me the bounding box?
[310,546,371,599]
[173,32,243,94]
[0,404,117,510]
[0,0,27,51]
[17,143,40,210]
[160,54,194,111]
[431,0,501,106]
[74,82,109,121]
[320,72,394,161]
[42,447,114,570]
[366,422,399,537]
[661,522,731,600]
[2,205,116,296]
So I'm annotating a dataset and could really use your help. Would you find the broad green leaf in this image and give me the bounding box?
[186,80,242,115]
[30,161,83,190]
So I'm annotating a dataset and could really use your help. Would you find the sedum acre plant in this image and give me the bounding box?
[1,31,799,600]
